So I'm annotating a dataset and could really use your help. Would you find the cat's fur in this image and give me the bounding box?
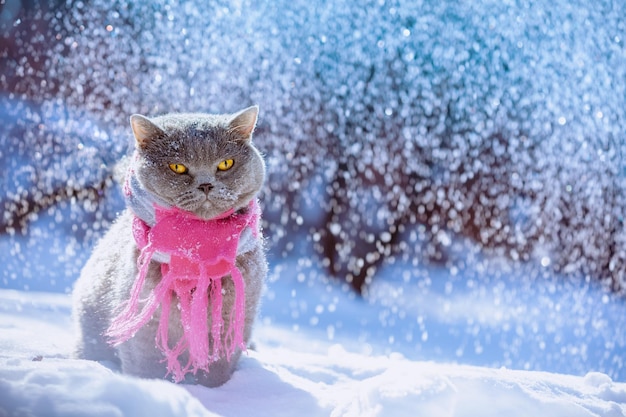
[72,106,267,387]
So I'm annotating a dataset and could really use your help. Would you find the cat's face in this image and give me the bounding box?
[130,106,265,220]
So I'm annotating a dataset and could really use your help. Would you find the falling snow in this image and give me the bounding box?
[0,0,625,412]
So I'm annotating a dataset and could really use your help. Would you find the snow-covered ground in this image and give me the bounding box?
[1,248,626,416]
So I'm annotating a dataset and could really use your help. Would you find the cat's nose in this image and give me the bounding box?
[198,183,214,194]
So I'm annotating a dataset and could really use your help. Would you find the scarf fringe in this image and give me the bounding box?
[106,201,258,383]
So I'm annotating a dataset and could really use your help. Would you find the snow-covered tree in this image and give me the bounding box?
[1,0,624,293]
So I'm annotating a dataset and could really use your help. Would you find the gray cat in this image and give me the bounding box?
[72,106,267,387]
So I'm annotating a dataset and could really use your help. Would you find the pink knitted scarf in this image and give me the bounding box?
[106,199,260,383]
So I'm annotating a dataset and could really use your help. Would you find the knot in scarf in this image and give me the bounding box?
[107,168,260,382]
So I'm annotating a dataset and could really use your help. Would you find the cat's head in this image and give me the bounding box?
[129,106,265,220]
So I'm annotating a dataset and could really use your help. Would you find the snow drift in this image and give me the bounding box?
[1,286,625,417]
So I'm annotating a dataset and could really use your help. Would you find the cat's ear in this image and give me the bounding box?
[130,114,165,149]
[228,105,259,141]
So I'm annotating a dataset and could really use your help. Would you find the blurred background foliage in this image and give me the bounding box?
[0,0,624,294]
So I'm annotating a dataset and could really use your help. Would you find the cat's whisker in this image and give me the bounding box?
[216,188,238,202]
[175,193,200,206]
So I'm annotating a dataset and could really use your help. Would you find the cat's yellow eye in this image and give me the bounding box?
[217,159,234,171]
[169,163,188,174]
